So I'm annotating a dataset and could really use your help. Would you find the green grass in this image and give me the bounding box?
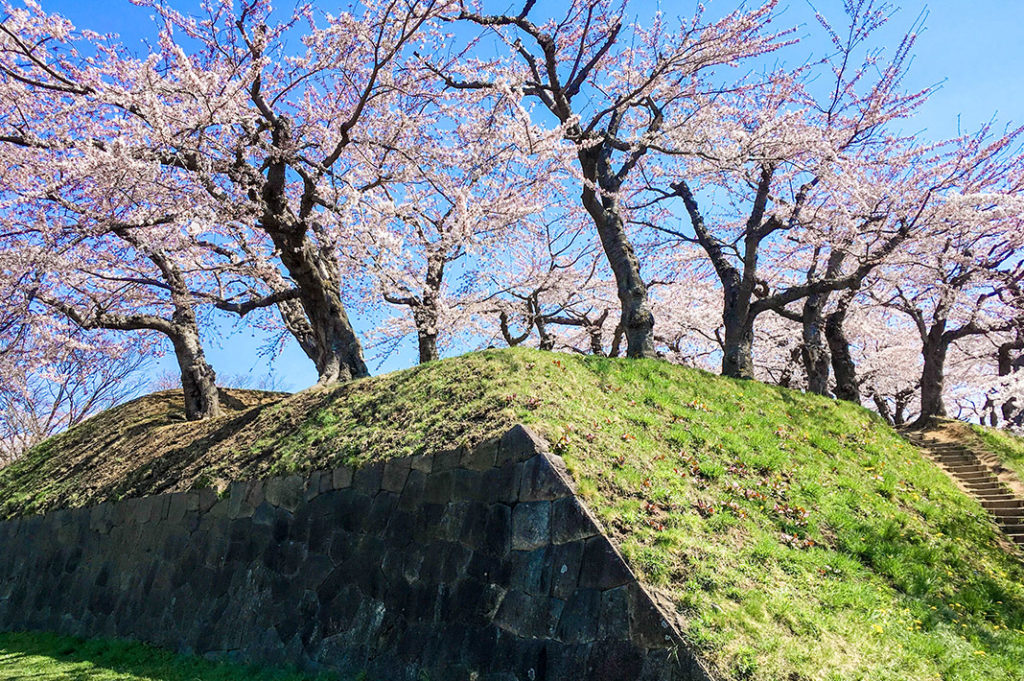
[970,423,1024,483]
[3,348,1024,680]
[0,632,331,680]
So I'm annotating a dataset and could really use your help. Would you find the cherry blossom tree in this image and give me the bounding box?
[0,326,148,464]
[0,0,451,386]
[0,74,227,422]
[474,209,619,355]
[643,0,927,379]
[433,0,787,359]
[866,130,1024,423]
[346,83,557,364]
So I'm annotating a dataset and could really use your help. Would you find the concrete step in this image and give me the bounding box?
[966,481,1007,491]
[982,498,1024,510]
[986,510,1024,522]
[934,452,976,460]
[999,524,1024,535]
[957,472,997,484]
[962,474,1002,484]
[945,464,987,474]
[979,494,1018,503]
[935,455,977,464]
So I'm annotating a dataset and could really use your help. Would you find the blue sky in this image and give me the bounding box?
[32,0,1024,390]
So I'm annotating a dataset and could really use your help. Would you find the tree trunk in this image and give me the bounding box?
[722,311,755,379]
[413,305,439,363]
[578,149,655,359]
[893,388,915,426]
[825,302,860,404]
[998,338,1024,426]
[918,332,949,422]
[801,292,832,395]
[171,327,221,421]
[262,120,368,384]
[871,392,895,425]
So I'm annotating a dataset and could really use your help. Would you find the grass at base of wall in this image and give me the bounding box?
[0,632,338,681]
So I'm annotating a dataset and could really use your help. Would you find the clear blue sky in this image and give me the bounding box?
[31,0,1024,390]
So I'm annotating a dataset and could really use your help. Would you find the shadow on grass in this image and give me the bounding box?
[0,631,333,681]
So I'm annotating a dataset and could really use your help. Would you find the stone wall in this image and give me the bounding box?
[0,425,711,681]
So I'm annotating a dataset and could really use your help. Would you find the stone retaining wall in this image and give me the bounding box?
[0,425,711,681]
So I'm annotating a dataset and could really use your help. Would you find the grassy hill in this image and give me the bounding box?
[1,348,1023,680]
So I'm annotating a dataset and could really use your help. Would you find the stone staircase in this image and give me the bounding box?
[904,431,1024,549]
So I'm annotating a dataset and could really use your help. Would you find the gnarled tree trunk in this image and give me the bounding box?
[170,325,221,421]
[825,296,860,404]
[918,328,949,422]
[578,148,656,359]
[261,121,368,384]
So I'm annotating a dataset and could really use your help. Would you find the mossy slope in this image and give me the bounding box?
[1,349,1023,680]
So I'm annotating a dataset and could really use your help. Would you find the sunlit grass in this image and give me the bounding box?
[0,632,330,681]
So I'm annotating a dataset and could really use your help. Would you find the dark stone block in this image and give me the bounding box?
[382,459,411,493]
[265,475,304,512]
[511,501,550,551]
[519,455,571,502]
[423,471,454,505]
[433,447,463,473]
[397,469,427,512]
[627,583,672,649]
[452,468,485,502]
[587,640,645,681]
[272,511,292,544]
[417,541,448,583]
[483,463,523,505]
[228,481,255,519]
[305,490,336,519]
[411,501,448,544]
[328,529,354,566]
[385,509,415,548]
[461,437,499,471]
[305,472,327,503]
[332,490,365,533]
[331,466,353,490]
[307,513,333,555]
[438,501,469,543]
[440,543,472,583]
[467,550,511,585]
[463,623,501,669]
[300,554,335,592]
[289,505,313,543]
[251,501,276,526]
[598,585,631,640]
[410,454,433,474]
[353,462,384,495]
[509,548,550,596]
[458,501,491,550]
[363,492,397,535]
[548,540,584,600]
[499,425,547,466]
[578,536,632,590]
[551,497,598,545]
[493,589,565,643]
[556,589,600,644]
